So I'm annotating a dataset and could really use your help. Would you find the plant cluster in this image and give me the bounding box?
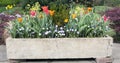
[105,8,120,34]
[8,2,114,38]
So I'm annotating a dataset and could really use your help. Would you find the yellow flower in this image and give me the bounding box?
[49,10,55,16]
[17,17,23,23]
[64,18,69,23]
[72,14,76,19]
[87,7,92,12]
[6,5,13,10]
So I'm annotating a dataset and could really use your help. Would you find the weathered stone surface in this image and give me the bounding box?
[6,37,113,59]
[0,45,7,61]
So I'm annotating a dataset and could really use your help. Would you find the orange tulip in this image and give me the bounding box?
[88,7,92,12]
[49,10,55,16]
[17,17,22,23]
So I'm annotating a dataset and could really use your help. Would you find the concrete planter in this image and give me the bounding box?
[6,37,113,63]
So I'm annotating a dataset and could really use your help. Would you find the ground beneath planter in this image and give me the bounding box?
[0,43,120,63]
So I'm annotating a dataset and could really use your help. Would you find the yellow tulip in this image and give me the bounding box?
[64,19,69,23]
[6,5,13,10]
[39,14,43,18]
[72,14,76,19]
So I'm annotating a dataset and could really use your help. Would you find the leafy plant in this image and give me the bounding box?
[67,12,115,37]
[9,12,114,38]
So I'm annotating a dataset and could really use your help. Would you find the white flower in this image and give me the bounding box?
[39,33,41,36]
[77,31,80,34]
[15,14,21,17]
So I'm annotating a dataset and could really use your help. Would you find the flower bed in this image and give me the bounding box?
[8,2,114,38]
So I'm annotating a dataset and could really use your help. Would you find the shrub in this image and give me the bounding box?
[104,0,120,7]
[105,7,120,42]
[0,0,20,6]
[105,8,120,33]
[0,13,15,44]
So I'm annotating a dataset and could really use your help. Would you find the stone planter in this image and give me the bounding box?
[6,37,113,63]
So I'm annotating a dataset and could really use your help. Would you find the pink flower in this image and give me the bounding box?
[102,15,109,22]
[30,10,36,17]
[42,6,49,15]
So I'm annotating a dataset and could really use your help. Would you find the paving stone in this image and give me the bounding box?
[112,43,120,59]
[0,61,9,63]
[0,45,7,62]
[113,59,120,63]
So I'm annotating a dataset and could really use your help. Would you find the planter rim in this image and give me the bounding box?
[6,36,113,40]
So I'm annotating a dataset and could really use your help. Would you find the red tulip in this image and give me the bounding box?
[102,15,109,22]
[42,6,49,15]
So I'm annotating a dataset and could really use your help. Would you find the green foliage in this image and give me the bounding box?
[4,7,24,15]
[0,0,20,6]
[104,0,120,7]
[94,6,112,13]
[0,7,6,13]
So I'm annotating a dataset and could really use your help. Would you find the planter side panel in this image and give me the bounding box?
[6,38,113,59]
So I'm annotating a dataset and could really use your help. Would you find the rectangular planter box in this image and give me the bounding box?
[6,37,113,59]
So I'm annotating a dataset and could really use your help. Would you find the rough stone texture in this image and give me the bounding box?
[1,43,120,63]
[0,45,7,62]
[6,37,113,59]
[112,43,120,63]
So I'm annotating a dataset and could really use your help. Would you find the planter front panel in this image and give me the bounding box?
[6,37,113,59]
